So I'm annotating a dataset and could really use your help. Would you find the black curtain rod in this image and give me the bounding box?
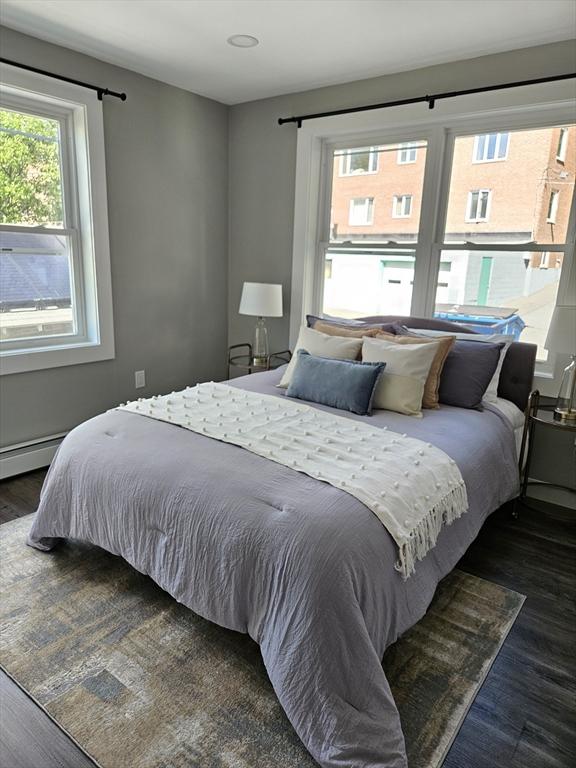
[278,72,576,127]
[0,57,127,101]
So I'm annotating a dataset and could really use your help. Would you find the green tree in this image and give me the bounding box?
[0,109,63,226]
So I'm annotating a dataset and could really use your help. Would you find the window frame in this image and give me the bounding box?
[0,64,114,375]
[290,87,576,392]
[472,131,510,163]
[392,194,413,218]
[465,189,492,222]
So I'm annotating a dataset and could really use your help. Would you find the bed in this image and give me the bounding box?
[27,317,536,768]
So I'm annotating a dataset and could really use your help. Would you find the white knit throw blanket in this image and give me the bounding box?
[119,382,468,579]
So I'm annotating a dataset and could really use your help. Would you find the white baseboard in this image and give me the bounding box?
[0,434,66,480]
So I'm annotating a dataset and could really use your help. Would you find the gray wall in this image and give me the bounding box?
[0,27,229,447]
[228,39,576,352]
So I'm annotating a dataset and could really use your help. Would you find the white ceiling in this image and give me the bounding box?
[1,0,575,105]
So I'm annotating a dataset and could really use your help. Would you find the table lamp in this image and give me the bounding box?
[545,304,576,422]
[239,282,283,366]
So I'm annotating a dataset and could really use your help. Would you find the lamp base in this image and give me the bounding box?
[553,407,576,423]
[253,317,269,367]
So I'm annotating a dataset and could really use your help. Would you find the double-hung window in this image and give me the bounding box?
[339,147,378,175]
[0,65,113,375]
[466,190,491,222]
[397,142,418,164]
[556,127,569,162]
[349,197,374,226]
[393,195,412,218]
[473,132,509,162]
[305,117,575,370]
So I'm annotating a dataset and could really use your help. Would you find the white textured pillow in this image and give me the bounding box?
[278,326,363,388]
[408,329,513,404]
[362,337,440,416]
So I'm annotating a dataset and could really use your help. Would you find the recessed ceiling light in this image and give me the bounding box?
[227,34,259,48]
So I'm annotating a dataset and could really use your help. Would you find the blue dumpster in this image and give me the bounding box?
[434,308,526,340]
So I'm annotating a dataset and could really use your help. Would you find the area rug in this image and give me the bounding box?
[0,515,524,768]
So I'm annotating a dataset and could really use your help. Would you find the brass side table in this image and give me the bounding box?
[227,344,291,378]
[517,390,576,513]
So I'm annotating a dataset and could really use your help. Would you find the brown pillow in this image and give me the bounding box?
[374,331,455,408]
[314,321,383,338]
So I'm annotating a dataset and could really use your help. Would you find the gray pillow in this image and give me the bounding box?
[286,350,386,415]
[439,340,504,409]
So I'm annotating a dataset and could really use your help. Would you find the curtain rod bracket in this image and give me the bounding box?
[426,96,435,110]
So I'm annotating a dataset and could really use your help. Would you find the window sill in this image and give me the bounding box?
[0,338,115,375]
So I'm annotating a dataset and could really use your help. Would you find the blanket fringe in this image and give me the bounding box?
[395,482,468,580]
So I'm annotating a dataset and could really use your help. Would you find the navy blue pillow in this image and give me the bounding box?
[286,350,386,416]
[439,340,504,409]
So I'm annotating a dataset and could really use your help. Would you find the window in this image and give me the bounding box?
[0,67,113,375]
[349,197,374,225]
[547,190,560,223]
[473,132,509,162]
[466,190,491,222]
[339,147,378,175]
[397,142,418,164]
[556,127,569,162]
[392,194,413,218]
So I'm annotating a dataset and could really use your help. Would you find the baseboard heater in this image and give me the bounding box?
[0,432,67,480]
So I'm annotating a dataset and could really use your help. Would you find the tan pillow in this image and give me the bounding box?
[314,321,383,339]
[374,332,455,409]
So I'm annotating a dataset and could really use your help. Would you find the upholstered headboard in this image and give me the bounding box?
[357,315,537,412]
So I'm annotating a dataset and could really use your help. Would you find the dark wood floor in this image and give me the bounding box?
[1,470,574,768]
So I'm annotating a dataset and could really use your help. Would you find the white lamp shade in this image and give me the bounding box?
[545,305,576,353]
[239,282,283,317]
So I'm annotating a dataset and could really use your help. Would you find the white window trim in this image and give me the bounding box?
[0,64,114,376]
[397,143,418,164]
[556,127,568,162]
[465,189,492,222]
[547,189,560,223]
[472,132,510,163]
[290,82,576,393]
[348,197,374,225]
[392,194,413,218]
[338,146,378,176]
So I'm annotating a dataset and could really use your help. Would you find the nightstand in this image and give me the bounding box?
[227,344,291,379]
[517,390,576,513]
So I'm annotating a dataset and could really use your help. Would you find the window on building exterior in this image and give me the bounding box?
[556,128,569,162]
[466,190,491,222]
[349,197,375,225]
[547,190,560,223]
[0,69,113,374]
[473,132,509,162]
[339,147,378,175]
[397,142,418,164]
[392,195,412,218]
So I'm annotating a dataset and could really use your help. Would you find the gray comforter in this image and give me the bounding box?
[28,367,519,768]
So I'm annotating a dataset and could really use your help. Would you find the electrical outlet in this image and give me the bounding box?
[135,370,145,389]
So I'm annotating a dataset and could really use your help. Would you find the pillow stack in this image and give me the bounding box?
[281,319,510,416]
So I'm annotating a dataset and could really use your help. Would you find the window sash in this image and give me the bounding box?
[349,197,374,225]
[473,132,509,162]
[556,128,568,162]
[547,190,560,223]
[466,189,491,222]
[339,147,378,175]
[393,194,412,218]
